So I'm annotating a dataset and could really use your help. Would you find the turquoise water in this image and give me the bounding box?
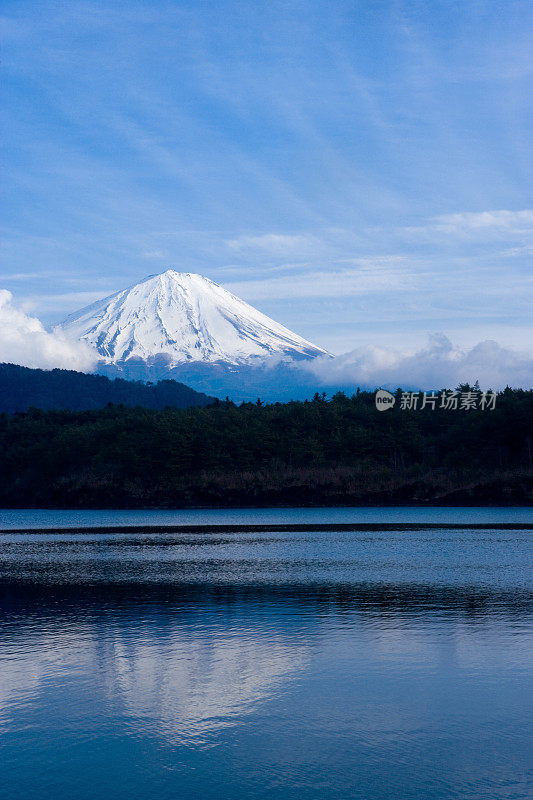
[1,517,532,799]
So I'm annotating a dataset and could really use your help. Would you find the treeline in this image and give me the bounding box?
[1,387,532,507]
[0,363,214,413]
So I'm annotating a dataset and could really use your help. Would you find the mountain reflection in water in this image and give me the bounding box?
[1,526,531,800]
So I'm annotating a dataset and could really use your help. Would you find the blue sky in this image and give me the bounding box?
[1,0,532,355]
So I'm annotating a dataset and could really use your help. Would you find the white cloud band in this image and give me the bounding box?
[301,334,533,390]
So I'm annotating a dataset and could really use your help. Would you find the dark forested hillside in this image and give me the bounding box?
[1,387,532,507]
[0,363,214,413]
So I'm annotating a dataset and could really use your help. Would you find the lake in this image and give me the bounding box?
[1,508,532,799]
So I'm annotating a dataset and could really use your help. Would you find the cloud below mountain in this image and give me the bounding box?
[301,334,533,391]
[0,290,97,371]
[1,288,531,392]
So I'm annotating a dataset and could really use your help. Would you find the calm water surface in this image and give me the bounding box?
[1,505,533,528]
[0,511,532,799]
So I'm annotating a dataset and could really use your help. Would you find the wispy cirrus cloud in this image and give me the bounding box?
[226,233,319,255]
[432,208,533,231]
[432,209,533,233]
[401,209,533,242]
[227,260,414,301]
[140,249,169,260]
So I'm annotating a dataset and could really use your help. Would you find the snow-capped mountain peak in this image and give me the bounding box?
[58,270,329,367]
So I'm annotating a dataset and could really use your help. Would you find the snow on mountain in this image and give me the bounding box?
[58,271,329,368]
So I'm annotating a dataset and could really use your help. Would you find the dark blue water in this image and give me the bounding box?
[2,505,533,528]
[1,518,532,799]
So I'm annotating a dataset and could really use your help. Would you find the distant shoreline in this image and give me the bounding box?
[2,521,532,534]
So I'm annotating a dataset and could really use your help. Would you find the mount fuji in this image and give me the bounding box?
[58,271,330,399]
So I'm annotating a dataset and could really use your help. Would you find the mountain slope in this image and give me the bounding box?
[0,363,214,413]
[58,271,329,367]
